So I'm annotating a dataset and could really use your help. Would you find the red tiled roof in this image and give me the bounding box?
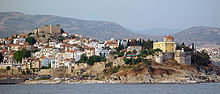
[62,49,80,53]
[105,40,117,44]
[165,36,174,40]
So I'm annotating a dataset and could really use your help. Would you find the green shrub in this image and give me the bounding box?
[40,76,49,80]
[77,55,106,65]
[132,64,144,72]
[26,36,36,45]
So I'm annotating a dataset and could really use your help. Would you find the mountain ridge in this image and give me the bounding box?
[0,12,135,40]
[133,28,182,36]
[0,12,220,45]
[172,26,220,45]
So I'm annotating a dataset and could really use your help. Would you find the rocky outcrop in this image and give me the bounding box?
[84,62,105,75]
[72,63,89,76]
[71,62,106,77]
[107,66,220,84]
[51,66,67,77]
[112,58,125,67]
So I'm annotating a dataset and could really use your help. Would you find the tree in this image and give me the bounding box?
[132,50,137,54]
[78,54,88,63]
[6,66,11,70]
[0,53,4,63]
[47,38,51,43]
[127,40,130,46]
[176,43,180,50]
[26,37,36,45]
[77,54,106,65]
[153,48,162,52]
[70,35,76,39]
[13,48,31,63]
[28,33,33,36]
[176,43,193,52]
[48,63,51,68]
[116,42,124,52]
[126,39,153,50]
[191,50,211,67]
[140,49,148,55]
[42,34,46,37]
[123,57,143,65]
[60,29,65,34]
[123,58,132,64]
[192,43,195,51]
[13,50,22,63]
[21,48,31,58]
[87,55,105,65]
[126,51,132,55]
[58,36,65,42]
[182,42,185,46]
[117,51,125,57]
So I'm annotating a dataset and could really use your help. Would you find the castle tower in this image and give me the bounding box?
[49,24,61,34]
[174,50,191,65]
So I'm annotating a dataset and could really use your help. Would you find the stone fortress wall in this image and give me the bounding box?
[153,50,191,65]
[49,25,61,34]
[174,50,191,65]
[34,24,61,36]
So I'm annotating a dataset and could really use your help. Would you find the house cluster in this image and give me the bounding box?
[0,35,109,70]
[0,25,140,73]
[0,24,197,75]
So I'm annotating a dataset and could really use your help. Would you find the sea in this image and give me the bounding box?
[0,83,220,94]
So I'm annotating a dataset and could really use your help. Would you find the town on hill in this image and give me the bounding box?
[0,25,219,84]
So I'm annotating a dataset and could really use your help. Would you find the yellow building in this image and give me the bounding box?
[153,36,176,52]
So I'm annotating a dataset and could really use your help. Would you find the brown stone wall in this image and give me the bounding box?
[50,25,61,34]
[51,66,66,77]
[39,69,52,75]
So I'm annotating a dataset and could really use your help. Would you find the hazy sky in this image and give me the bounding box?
[0,0,219,30]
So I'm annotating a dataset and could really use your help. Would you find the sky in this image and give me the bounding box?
[0,0,219,30]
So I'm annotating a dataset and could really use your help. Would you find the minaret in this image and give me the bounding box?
[49,24,52,33]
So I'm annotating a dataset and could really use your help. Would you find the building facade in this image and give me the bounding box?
[153,36,176,52]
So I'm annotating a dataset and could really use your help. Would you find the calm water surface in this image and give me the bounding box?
[0,83,220,94]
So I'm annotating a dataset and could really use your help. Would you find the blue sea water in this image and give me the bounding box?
[0,83,220,94]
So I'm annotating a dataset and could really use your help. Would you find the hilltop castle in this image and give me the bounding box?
[33,24,61,35]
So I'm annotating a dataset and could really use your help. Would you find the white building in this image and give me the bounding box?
[13,38,25,44]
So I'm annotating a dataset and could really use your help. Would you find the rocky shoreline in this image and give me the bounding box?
[22,78,219,84]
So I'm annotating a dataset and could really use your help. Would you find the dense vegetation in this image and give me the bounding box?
[26,36,36,45]
[115,39,153,54]
[0,53,4,63]
[123,57,152,65]
[76,54,106,65]
[191,51,211,67]
[114,39,156,57]
[127,39,153,50]
[13,48,31,63]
